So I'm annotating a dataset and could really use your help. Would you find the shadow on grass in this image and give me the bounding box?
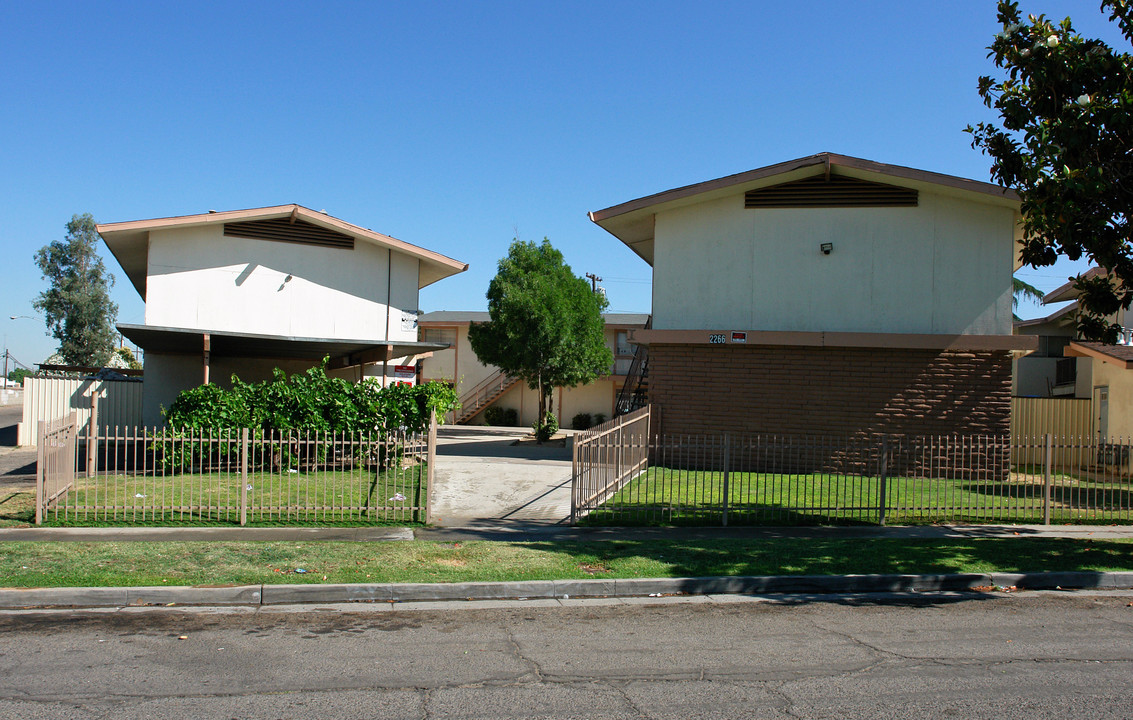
[507,536,1132,602]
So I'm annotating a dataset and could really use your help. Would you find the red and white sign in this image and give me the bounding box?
[731,332,747,343]
[394,365,416,384]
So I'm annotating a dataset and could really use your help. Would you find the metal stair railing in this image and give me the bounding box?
[614,316,651,416]
[456,369,520,424]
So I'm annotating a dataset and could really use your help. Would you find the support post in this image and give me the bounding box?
[35,420,45,525]
[721,433,730,526]
[203,333,211,385]
[240,428,249,526]
[878,436,889,526]
[1043,433,1053,526]
[425,410,437,524]
[570,427,579,525]
[86,390,99,479]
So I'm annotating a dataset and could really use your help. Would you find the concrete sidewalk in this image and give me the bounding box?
[1,523,1132,542]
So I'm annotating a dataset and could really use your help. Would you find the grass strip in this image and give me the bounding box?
[1,537,1131,588]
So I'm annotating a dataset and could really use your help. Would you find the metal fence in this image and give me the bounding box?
[34,413,437,525]
[35,414,78,525]
[572,415,1133,526]
[18,376,142,447]
[571,406,651,522]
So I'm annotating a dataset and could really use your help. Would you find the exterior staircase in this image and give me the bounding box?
[456,369,521,424]
[614,315,650,416]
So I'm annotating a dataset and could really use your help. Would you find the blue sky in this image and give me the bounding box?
[0,0,1124,366]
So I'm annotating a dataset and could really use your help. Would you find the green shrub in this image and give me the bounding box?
[533,411,559,443]
[593,413,607,426]
[571,412,593,430]
[154,360,460,472]
[483,406,518,426]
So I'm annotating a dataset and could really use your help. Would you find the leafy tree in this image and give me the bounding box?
[7,368,31,386]
[114,347,143,370]
[33,214,119,365]
[468,239,613,441]
[968,0,1132,342]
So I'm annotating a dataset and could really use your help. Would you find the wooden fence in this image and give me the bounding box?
[1011,397,1094,465]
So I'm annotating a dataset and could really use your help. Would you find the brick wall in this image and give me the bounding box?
[648,344,1012,438]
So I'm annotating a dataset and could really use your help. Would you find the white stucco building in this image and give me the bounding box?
[98,205,467,425]
[590,153,1036,439]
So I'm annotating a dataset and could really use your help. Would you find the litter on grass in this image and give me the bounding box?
[295,568,308,574]
[389,492,406,502]
[134,493,146,498]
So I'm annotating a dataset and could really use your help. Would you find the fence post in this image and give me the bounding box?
[1043,432,1052,526]
[426,410,437,524]
[86,390,99,479]
[721,433,730,527]
[240,428,249,526]
[570,428,579,525]
[878,436,889,526]
[35,420,46,525]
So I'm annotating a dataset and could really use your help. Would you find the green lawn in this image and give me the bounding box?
[1,537,1130,588]
[582,466,1133,526]
[32,464,427,526]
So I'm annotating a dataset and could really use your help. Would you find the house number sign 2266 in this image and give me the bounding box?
[709,334,726,344]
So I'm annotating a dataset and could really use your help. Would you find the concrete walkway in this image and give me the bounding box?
[428,425,573,527]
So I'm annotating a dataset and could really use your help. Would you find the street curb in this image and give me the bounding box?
[2,571,1133,609]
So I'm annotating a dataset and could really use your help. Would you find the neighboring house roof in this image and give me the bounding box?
[1066,340,1133,369]
[419,311,650,327]
[1014,300,1078,330]
[588,152,1021,266]
[1043,267,1108,304]
[97,204,468,298]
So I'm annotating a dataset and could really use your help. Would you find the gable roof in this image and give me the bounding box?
[1043,267,1108,304]
[1066,340,1133,369]
[97,204,468,298]
[588,152,1021,265]
[1014,300,1078,330]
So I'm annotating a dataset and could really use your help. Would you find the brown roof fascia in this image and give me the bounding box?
[1014,300,1078,328]
[96,204,468,275]
[629,328,1036,351]
[588,152,1019,222]
[1065,341,1133,369]
[1042,267,1107,304]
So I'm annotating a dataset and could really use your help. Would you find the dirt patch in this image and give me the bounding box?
[579,562,610,575]
[435,558,467,567]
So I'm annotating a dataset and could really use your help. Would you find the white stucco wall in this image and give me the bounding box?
[145,225,420,342]
[141,352,388,426]
[650,190,1015,335]
[419,323,624,425]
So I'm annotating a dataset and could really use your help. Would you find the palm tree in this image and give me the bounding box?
[1013,276,1045,321]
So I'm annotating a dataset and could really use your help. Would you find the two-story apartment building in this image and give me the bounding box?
[589,153,1035,438]
[98,205,467,425]
[417,311,649,425]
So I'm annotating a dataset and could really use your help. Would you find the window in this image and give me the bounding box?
[421,327,456,347]
[615,331,633,357]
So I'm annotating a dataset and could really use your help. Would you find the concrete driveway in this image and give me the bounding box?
[429,426,573,528]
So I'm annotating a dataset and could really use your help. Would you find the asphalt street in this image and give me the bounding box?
[2,591,1132,719]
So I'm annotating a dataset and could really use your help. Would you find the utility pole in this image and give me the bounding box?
[585,272,602,293]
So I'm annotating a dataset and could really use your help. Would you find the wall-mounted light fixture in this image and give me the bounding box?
[819,242,833,255]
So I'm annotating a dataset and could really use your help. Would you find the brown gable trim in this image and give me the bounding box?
[744,175,918,208]
[589,152,1018,222]
[1065,341,1133,369]
[628,329,1035,351]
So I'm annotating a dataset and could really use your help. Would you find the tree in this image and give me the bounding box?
[968,0,1132,341]
[1013,275,1046,320]
[468,239,613,441]
[114,346,143,370]
[7,368,30,386]
[33,214,119,366]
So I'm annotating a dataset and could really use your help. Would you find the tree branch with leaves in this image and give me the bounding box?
[968,0,1132,341]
